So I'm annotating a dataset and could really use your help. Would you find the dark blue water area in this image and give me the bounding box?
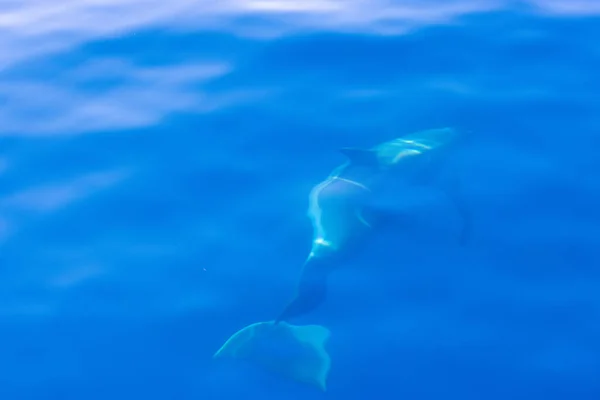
[1,4,600,400]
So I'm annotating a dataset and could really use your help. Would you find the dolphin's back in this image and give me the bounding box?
[273,173,372,324]
[374,127,457,167]
[307,176,371,254]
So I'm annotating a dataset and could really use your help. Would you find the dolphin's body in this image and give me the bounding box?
[276,127,460,322]
[213,128,466,391]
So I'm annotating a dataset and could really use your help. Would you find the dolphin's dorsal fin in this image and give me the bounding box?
[340,147,379,166]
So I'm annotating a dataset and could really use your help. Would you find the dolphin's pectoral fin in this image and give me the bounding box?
[214,321,332,391]
[339,147,379,166]
[441,188,471,246]
[436,176,472,246]
[355,208,372,228]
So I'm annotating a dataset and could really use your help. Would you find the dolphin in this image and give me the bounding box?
[213,127,467,391]
[275,127,463,322]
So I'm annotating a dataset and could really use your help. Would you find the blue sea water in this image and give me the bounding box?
[1,1,600,399]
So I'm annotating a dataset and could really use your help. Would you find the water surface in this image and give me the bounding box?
[1,1,600,399]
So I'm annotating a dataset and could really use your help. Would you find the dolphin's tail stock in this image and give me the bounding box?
[213,320,332,391]
[276,255,335,323]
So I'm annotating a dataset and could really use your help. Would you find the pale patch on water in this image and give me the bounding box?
[49,264,105,288]
[1,168,131,213]
[0,60,245,136]
[4,0,592,72]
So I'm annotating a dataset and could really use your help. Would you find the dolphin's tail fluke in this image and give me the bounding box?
[213,321,331,391]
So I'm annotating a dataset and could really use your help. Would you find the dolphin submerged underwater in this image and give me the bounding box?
[213,127,467,390]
